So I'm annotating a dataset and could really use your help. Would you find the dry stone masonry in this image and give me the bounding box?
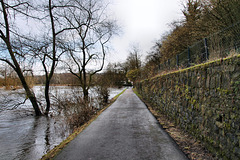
[136,55,240,159]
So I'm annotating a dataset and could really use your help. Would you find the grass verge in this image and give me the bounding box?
[133,88,216,160]
[41,89,126,160]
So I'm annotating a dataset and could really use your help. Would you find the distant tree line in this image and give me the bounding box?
[99,44,142,88]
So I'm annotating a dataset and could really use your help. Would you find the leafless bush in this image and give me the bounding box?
[0,89,27,112]
[67,106,96,131]
[96,86,110,107]
[50,87,97,131]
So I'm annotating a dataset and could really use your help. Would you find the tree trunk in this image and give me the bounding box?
[16,68,42,116]
[12,55,42,116]
[9,48,42,116]
[42,0,56,116]
[44,80,51,116]
[83,87,89,103]
[8,46,42,116]
[28,93,42,116]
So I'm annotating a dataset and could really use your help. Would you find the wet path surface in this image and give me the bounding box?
[54,89,188,160]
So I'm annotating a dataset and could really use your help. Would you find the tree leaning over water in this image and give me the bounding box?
[0,0,42,116]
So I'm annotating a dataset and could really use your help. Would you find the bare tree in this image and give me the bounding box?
[0,0,42,116]
[0,0,77,116]
[37,0,70,115]
[202,0,240,30]
[126,44,142,70]
[25,0,77,116]
[146,41,162,67]
[62,0,118,101]
[0,0,117,115]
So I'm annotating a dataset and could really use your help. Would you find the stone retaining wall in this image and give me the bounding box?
[136,55,240,159]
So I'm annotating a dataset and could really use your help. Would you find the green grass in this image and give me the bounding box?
[133,88,142,99]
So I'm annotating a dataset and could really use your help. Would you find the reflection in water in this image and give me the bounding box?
[0,87,124,160]
[0,110,70,160]
[45,117,50,151]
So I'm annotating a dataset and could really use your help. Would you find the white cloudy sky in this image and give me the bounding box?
[106,0,184,63]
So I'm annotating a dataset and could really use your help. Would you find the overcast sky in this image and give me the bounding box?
[106,0,184,64]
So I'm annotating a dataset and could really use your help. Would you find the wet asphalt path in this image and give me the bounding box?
[54,89,188,160]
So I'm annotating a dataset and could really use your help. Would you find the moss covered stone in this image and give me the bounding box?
[135,55,240,160]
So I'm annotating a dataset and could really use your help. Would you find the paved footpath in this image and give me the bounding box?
[54,89,188,160]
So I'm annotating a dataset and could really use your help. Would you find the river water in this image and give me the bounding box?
[0,86,125,160]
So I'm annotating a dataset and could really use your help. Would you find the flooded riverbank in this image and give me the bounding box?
[0,86,125,160]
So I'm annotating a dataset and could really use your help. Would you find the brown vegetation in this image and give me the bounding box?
[140,0,240,80]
